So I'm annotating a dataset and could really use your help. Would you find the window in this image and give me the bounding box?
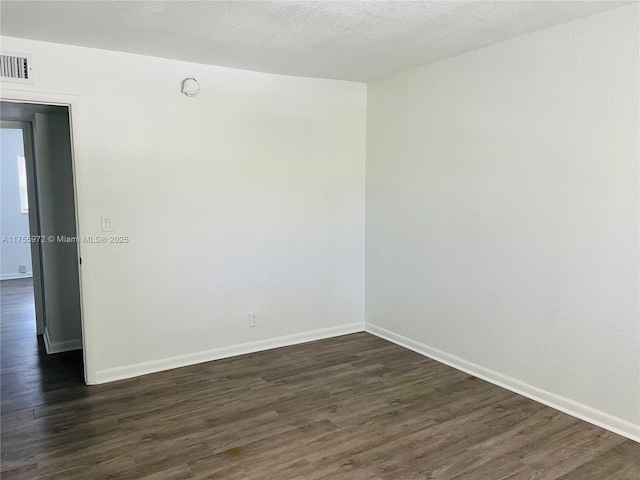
[17,155,28,213]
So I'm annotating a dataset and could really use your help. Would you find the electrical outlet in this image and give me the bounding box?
[249,312,258,328]
[19,264,27,273]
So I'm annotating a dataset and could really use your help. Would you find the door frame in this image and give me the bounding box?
[1,89,88,384]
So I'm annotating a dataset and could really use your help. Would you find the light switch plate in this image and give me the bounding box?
[101,215,114,232]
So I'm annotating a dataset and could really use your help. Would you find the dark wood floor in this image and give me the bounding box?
[1,278,638,479]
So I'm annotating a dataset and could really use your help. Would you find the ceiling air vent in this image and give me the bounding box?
[0,53,34,84]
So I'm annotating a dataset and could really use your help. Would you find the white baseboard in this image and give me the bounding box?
[93,322,365,385]
[43,327,82,354]
[365,323,640,443]
[1,273,33,280]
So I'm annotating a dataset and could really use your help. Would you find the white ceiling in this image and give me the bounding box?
[0,1,631,82]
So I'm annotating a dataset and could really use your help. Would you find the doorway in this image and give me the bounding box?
[0,101,84,386]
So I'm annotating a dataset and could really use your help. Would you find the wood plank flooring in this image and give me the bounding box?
[1,278,639,479]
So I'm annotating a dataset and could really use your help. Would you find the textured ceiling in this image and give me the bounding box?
[0,1,631,82]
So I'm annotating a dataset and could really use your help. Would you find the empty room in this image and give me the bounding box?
[0,1,638,479]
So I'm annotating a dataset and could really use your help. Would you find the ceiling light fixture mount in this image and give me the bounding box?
[180,77,200,97]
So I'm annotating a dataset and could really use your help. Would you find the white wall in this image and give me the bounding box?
[1,127,33,279]
[32,111,82,348]
[0,37,367,382]
[366,3,639,433]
